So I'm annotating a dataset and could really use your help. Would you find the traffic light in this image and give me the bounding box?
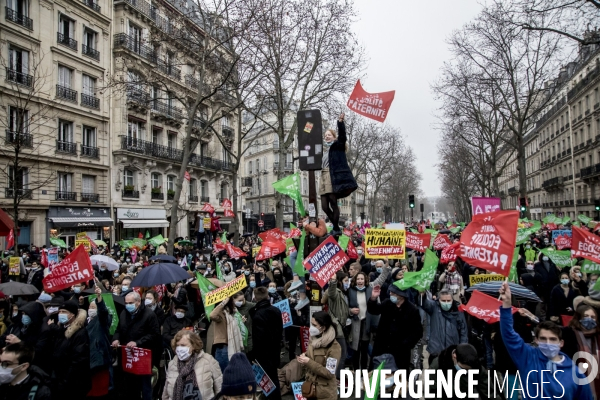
[360,212,365,220]
[420,203,424,212]
[595,200,600,211]
[519,198,527,212]
[409,195,415,208]
[261,212,264,218]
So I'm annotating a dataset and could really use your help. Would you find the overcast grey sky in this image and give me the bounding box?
[352,0,483,197]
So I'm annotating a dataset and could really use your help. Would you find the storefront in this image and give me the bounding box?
[47,206,113,248]
[117,208,169,240]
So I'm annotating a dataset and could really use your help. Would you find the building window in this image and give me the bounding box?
[200,180,208,197]
[58,120,73,142]
[220,182,228,201]
[151,173,161,188]
[127,119,145,140]
[7,46,30,86]
[8,165,29,190]
[167,132,176,149]
[200,143,208,157]
[167,175,175,191]
[152,129,161,144]
[82,74,95,96]
[7,0,29,18]
[82,175,95,194]
[58,14,75,43]
[123,169,134,187]
[58,65,72,88]
[248,160,253,175]
[8,106,29,134]
[190,178,197,195]
[57,172,73,192]
[82,126,96,147]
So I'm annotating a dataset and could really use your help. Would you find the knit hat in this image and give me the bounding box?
[219,353,256,396]
[60,300,79,316]
[388,285,409,298]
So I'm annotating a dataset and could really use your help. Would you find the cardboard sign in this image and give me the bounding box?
[469,273,506,286]
[552,230,572,250]
[346,80,395,123]
[48,248,59,269]
[203,218,211,229]
[405,232,431,252]
[572,225,600,263]
[432,234,452,251]
[42,245,94,292]
[459,210,519,277]
[300,326,310,353]
[471,197,501,216]
[204,274,248,306]
[273,299,293,328]
[291,382,307,400]
[364,229,406,259]
[76,231,87,240]
[75,239,91,252]
[252,246,261,257]
[252,363,276,396]
[303,236,350,288]
[9,257,20,276]
[121,346,152,375]
[459,290,517,324]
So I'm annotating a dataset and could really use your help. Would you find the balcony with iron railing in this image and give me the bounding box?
[127,88,149,106]
[581,163,600,180]
[56,85,77,102]
[542,176,564,190]
[151,100,183,120]
[568,65,599,101]
[56,140,77,154]
[151,191,164,200]
[122,189,139,199]
[81,0,101,12]
[273,161,293,171]
[81,144,99,158]
[5,130,32,147]
[200,196,210,203]
[156,59,181,80]
[81,193,100,202]
[222,126,234,139]
[192,118,207,130]
[189,195,198,203]
[113,33,157,63]
[241,177,252,187]
[215,89,236,105]
[57,32,77,51]
[508,186,518,195]
[5,67,33,87]
[5,7,32,29]
[82,44,100,60]
[55,191,76,201]
[5,188,32,199]
[81,93,100,109]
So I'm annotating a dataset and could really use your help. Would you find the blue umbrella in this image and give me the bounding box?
[467,281,541,302]
[130,263,190,287]
[149,254,177,262]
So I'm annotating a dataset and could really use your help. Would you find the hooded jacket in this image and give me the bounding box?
[499,307,592,400]
[0,365,52,400]
[86,299,112,371]
[327,120,357,198]
[419,296,468,356]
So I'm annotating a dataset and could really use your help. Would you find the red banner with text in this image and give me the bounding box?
[42,245,94,293]
[121,346,152,375]
[571,225,600,264]
[346,80,395,123]
[406,232,431,252]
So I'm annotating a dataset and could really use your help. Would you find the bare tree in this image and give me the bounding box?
[0,50,58,249]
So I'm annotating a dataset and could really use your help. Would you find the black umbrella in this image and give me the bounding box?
[150,254,177,262]
[131,263,190,287]
[0,282,39,296]
[438,229,451,234]
[467,281,541,302]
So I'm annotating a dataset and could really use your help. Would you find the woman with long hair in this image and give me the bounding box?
[209,297,245,372]
[163,330,222,400]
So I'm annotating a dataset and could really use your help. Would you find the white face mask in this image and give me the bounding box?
[234,301,244,307]
[176,346,192,361]
[175,312,185,319]
[309,326,321,336]
[47,306,59,315]
[144,299,153,306]
[0,366,17,384]
[88,309,97,318]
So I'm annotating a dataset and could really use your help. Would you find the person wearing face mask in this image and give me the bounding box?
[0,342,51,400]
[524,241,537,262]
[285,288,310,362]
[232,291,255,356]
[112,292,160,400]
[367,285,422,371]
[533,251,560,320]
[222,261,237,283]
[162,305,193,347]
[296,311,341,400]
[438,261,465,304]
[499,281,593,400]
[322,272,349,378]
[85,285,113,397]
[244,277,257,302]
[209,297,244,372]
[45,300,91,400]
[419,288,468,365]
[145,290,166,326]
[119,277,133,297]
[163,330,222,400]
[25,262,44,292]
[0,302,45,356]
[348,265,390,370]
[549,271,577,323]
[267,282,282,304]
[569,265,589,297]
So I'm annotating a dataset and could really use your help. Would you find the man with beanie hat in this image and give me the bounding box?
[214,352,257,400]
[367,285,422,370]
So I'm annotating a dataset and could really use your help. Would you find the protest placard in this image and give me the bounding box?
[582,259,600,274]
[364,229,406,259]
[42,245,94,292]
[405,232,431,252]
[121,346,152,375]
[87,293,119,335]
[9,257,20,276]
[252,363,276,396]
[291,382,307,400]
[432,234,451,250]
[75,238,90,252]
[303,236,350,287]
[552,230,572,250]
[273,299,293,328]
[300,326,310,353]
[204,274,248,306]
[468,274,506,286]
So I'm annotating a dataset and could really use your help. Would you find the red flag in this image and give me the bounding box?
[121,346,152,375]
[433,234,452,251]
[289,227,302,238]
[545,223,557,230]
[300,326,310,353]
[224,209,235,218]
[40,249,48,268]
[221,198,232,208]
[184,171,191,181]
[258,228,286,243]
[201,203,215,213]
[571,225,600,263]
[346,240,359,259]
[255,241,287,260]
[343,228,352,237]
[440,242,460,264]
[346,80,395,123]
[42,245,94,293]
[406,232,431,252]
[213,243,225,252]
[459,290,517,324]
[459,210,519,276]
[6,229,14,250]
[554,233,572,250]
[225,243,247,258]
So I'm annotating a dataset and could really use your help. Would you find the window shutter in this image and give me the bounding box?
[21,51,28,75]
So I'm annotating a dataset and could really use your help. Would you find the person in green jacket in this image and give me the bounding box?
[524,241,537,262]
[233,291,255,356]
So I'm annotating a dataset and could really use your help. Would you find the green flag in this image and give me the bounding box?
[50,237,67,248]
[87,293,119,335]
[284,238,295,268]
[293,230,307,276]
[395,248,438,291]
[539,248,576,267]
[581,259,600,274]
[132,238,146,249]
[409,228,418,233]
[542,214,556,224]
[365,361,386,400]
[446,221,452,227]
[221,231,227,244]
[145,230,150,239]
[338,235,350,251]
[195,272,218,321]
[119,240,134,249]
[272,173,306,217]
[148,234,166,247]
[449,227,460,234]
[234,311,248,347]
[516,227,537,245]
[572,221,581,227]
[215,261,223,281]
[578,214,592,225]
[509,248,519,283]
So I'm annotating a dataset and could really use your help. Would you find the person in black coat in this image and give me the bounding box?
[250,287,283,400]
[25,262,44,292]
[367,285,423,370]
[112,291,160,400]
[0,301,45,360]
[47,300,92,400]
[144,289,166,326]
[533,251,560,304]
[320,113,358,235]
[86,286,113,397]
[0,342,52,400]
[161,304,192,346]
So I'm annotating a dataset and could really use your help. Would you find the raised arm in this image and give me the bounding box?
[337,113,347,146]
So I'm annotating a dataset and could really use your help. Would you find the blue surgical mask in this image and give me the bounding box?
[125,304,136,313]
[376,268,382,274]
[114,272,119,278]
[21,314,31,325]
[250,281,256,288]
[268,287,276,294]
[537,342,560,359]
[244,270,250,275]
[581,317,597,330]
[543,256,549,261]
[440,301,452,311]
[73,287,81,294]
[561,279,570,285]
[389,295,398,304]
[121,285,129,292]
[356,285,366,291]
[58,314,69,324]
[455,364,463,371]
[343,282,350,290]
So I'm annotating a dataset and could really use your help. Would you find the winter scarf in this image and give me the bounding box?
[575,329,600,398]
[172,353,199,400]
[310,326,336,349]
[226,310,244,359]
[445,271,462,294]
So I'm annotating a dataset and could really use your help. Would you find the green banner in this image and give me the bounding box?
[195,272,218,321]
[509,248,519,283]
[581,259,600,274]
[539,248,576,267]
[394,248,438,291]
[87,293,119,335]
[131,238,146,249]
[542,214,556,224]
[148,235,166,247]
[516,227,537,245]
[578,214,592,225]
[337,235,350,251]
[119,240,134,249]
[272,173,306,217]
[50,238,67,248]
[293,230,307,276]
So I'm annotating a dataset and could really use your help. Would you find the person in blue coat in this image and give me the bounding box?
[499,281,592,400]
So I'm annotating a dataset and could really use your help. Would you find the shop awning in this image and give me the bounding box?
[0,208,14,236]
[50,217,114,228]
[121,219,170,228]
